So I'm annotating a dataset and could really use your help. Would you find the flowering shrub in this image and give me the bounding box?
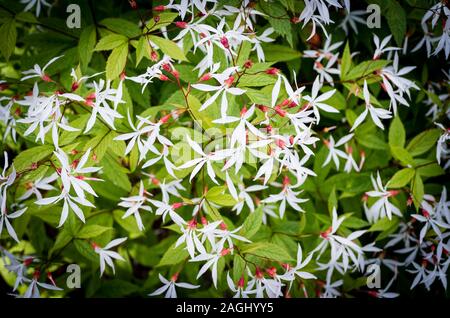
[0,0,449,298]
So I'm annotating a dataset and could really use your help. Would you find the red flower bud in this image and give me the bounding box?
[220,36,229,49]
[153,5,165,12]
[243,60,253,69]
[265,68,279,75]
[175,21,188,29]
[199,73,212,81]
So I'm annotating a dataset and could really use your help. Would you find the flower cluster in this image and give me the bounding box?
[0,0,449,299]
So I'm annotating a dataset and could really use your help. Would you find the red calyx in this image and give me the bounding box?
[199,73,212,81]
[175,21,188,29]
[153,5,165,12]
[265,68,279,75]
[243,60,253,69]
[274,105,286,117]
[220,37,229,49]
[172,202,183,209]
[220,248,231,256]
[224,76,234,87]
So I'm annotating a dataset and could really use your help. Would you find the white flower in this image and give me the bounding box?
[148,199,185,225]
[93,237,127,277]
[1,151,16,213]
[261,179,307,218]
[279,244,316,283]
[149,273,200,298]
[191,67,245,117]
[53,148,101,200]
[323,133,354,170]
[36,190,94,227]
[190,248,231,288]
[118,181,152,231]
[303,77,339,123]
[320,279,343,298]
[245,267,284,298]
[226,272,248,298]
[350,81,392,131]
[312,208,366,272]
[178,136,233,184]
[23,276,62,298]
[20,0,51,17]
[412,209,450,243]
[435,122,450,166]
[18,173,58,201]
[84,79,124,132]
[251,27,275,62]
[21,56,62,81]
[226,172,266,215]
[175,218,206,258]
[366,172,402,221]
[339,10,366,34]
[0,207,27,243]
[372,35,400,59]
[379,53,418,115]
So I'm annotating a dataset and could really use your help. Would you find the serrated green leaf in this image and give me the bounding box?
[106,42,128,80]
[387,168,415,188]
[76,225,112,239]
[389,115,405,148]
[78,25,96,67]
[148,35,187,61]
[239,206,263,239]
[94,34,128,51]
[0,18,16,61]
[241,242,294,262]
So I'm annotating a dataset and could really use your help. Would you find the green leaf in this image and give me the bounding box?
[239,206,263,239]
[389,115,406,148]
[260,2,293,46]
[113,210,143,236]
[368,216,400,232]
[328,186,337,215]
[244,87,271,106]
[94,34,128,51]
[386,1,407,46]
[100,18,141,38]
[78,25,96,67]
[73,239,99,263]
[13,145,54,172]
[416,163,445,177]
[49,229,73,257]
[344,60,390,81]
[148,35,187,61]
[76,225,112,239]
[233,254,246,282]
[342,216,369,229]
[387,168,415,188]
[406,129,441,157]
[241,242,294,262]
[15,12,38,23]
[206,186,237,206]
[356,133,388,150]
[186,94,216,130]
[0,18,16,61]
[106,43,128,80]
[261,43,301,61]
[204,201,223,222]
[157,242,189,267]
[135,36,151,66]
[146,12,178,31]
[237,73,276,87]
[411,172,424,209]
[390,146,414,167]
[341,41,351,78]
